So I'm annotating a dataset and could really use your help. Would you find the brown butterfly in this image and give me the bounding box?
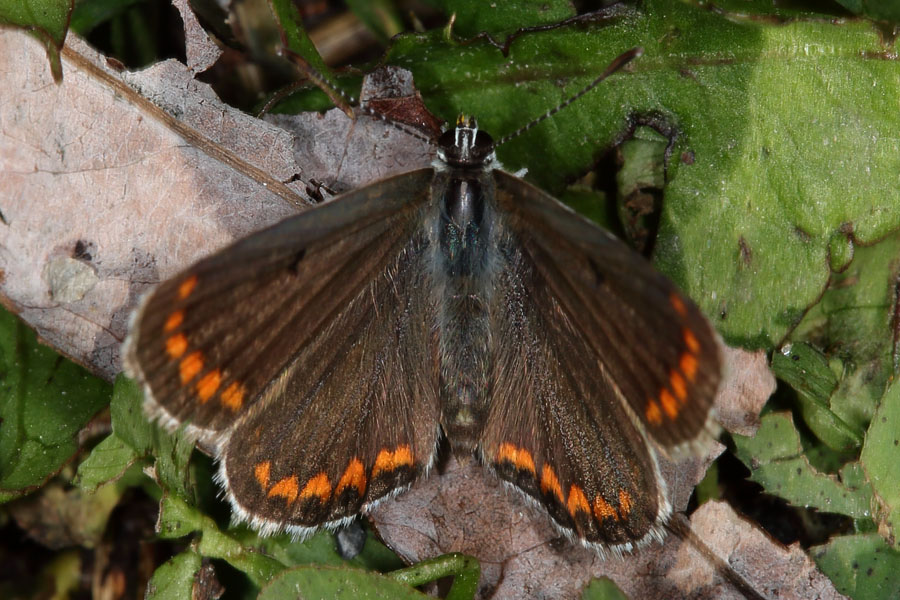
[123,48,720,555]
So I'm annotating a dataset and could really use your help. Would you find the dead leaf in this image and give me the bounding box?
[715,347,776,437]
[0,29,427,379]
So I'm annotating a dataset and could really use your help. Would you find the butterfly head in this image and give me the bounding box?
[436,115,496,168]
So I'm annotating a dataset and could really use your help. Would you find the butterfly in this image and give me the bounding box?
[123,47,721,556]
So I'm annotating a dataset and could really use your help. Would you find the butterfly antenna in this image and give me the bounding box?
[275,47,438,147]
[495,46,643,148]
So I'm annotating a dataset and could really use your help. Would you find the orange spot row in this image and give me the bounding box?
[161,286,246,413]
[541,466,635,524]
[643,322,706,426]
[255,447,414,507]
[497,443,536,476]
[514,455,636,525]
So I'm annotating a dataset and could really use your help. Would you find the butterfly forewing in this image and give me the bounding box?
[491,171,721,449]
[125,169,437,454]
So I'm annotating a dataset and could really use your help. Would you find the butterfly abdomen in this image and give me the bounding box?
[431,170,499,453]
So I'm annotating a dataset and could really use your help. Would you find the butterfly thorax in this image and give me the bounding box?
[432,118,498,453]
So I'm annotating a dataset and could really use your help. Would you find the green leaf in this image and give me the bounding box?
[860,381,900,547]
[0,307,111,501]
[74,433,140,492]
[771,343,864,451]
[111,375,196,499]
[259,565,431,600]
[0,0,71,81]
[813,533,900,599]
[732,412,874,519]
[145,550,203,600]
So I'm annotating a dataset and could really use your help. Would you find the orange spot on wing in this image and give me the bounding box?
[179,351,204,384]
[683,327,700,354]
[164,310,184,332]
[166,333,188,359]
[268,476,299,504]
[645,399,663,426]
[618,489,633,518]
[680,352,698,382]
[660,388,679,419]
[372,445,414,478]
[254,461,271,490]
[196,369,221,402]
[540,465,563,503]
[593,495,618,521]
[670,370,687,402]
[178,275,198,300]
[497,442,536,475]
[300,472,332,502]
[221,381,245,411]
[567,485,590,518]
[670,292,688,317]
[336,458,366,496]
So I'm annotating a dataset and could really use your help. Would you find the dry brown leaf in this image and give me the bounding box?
[716,347,776,437]
[0,29,429,379]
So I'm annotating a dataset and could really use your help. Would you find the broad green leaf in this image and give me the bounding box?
[732,412,874,519]
[813,533,900,599]
[0,307,111,501]
[860,381,900,547]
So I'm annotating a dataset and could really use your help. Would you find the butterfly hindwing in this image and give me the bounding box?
[490,171,721,450]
